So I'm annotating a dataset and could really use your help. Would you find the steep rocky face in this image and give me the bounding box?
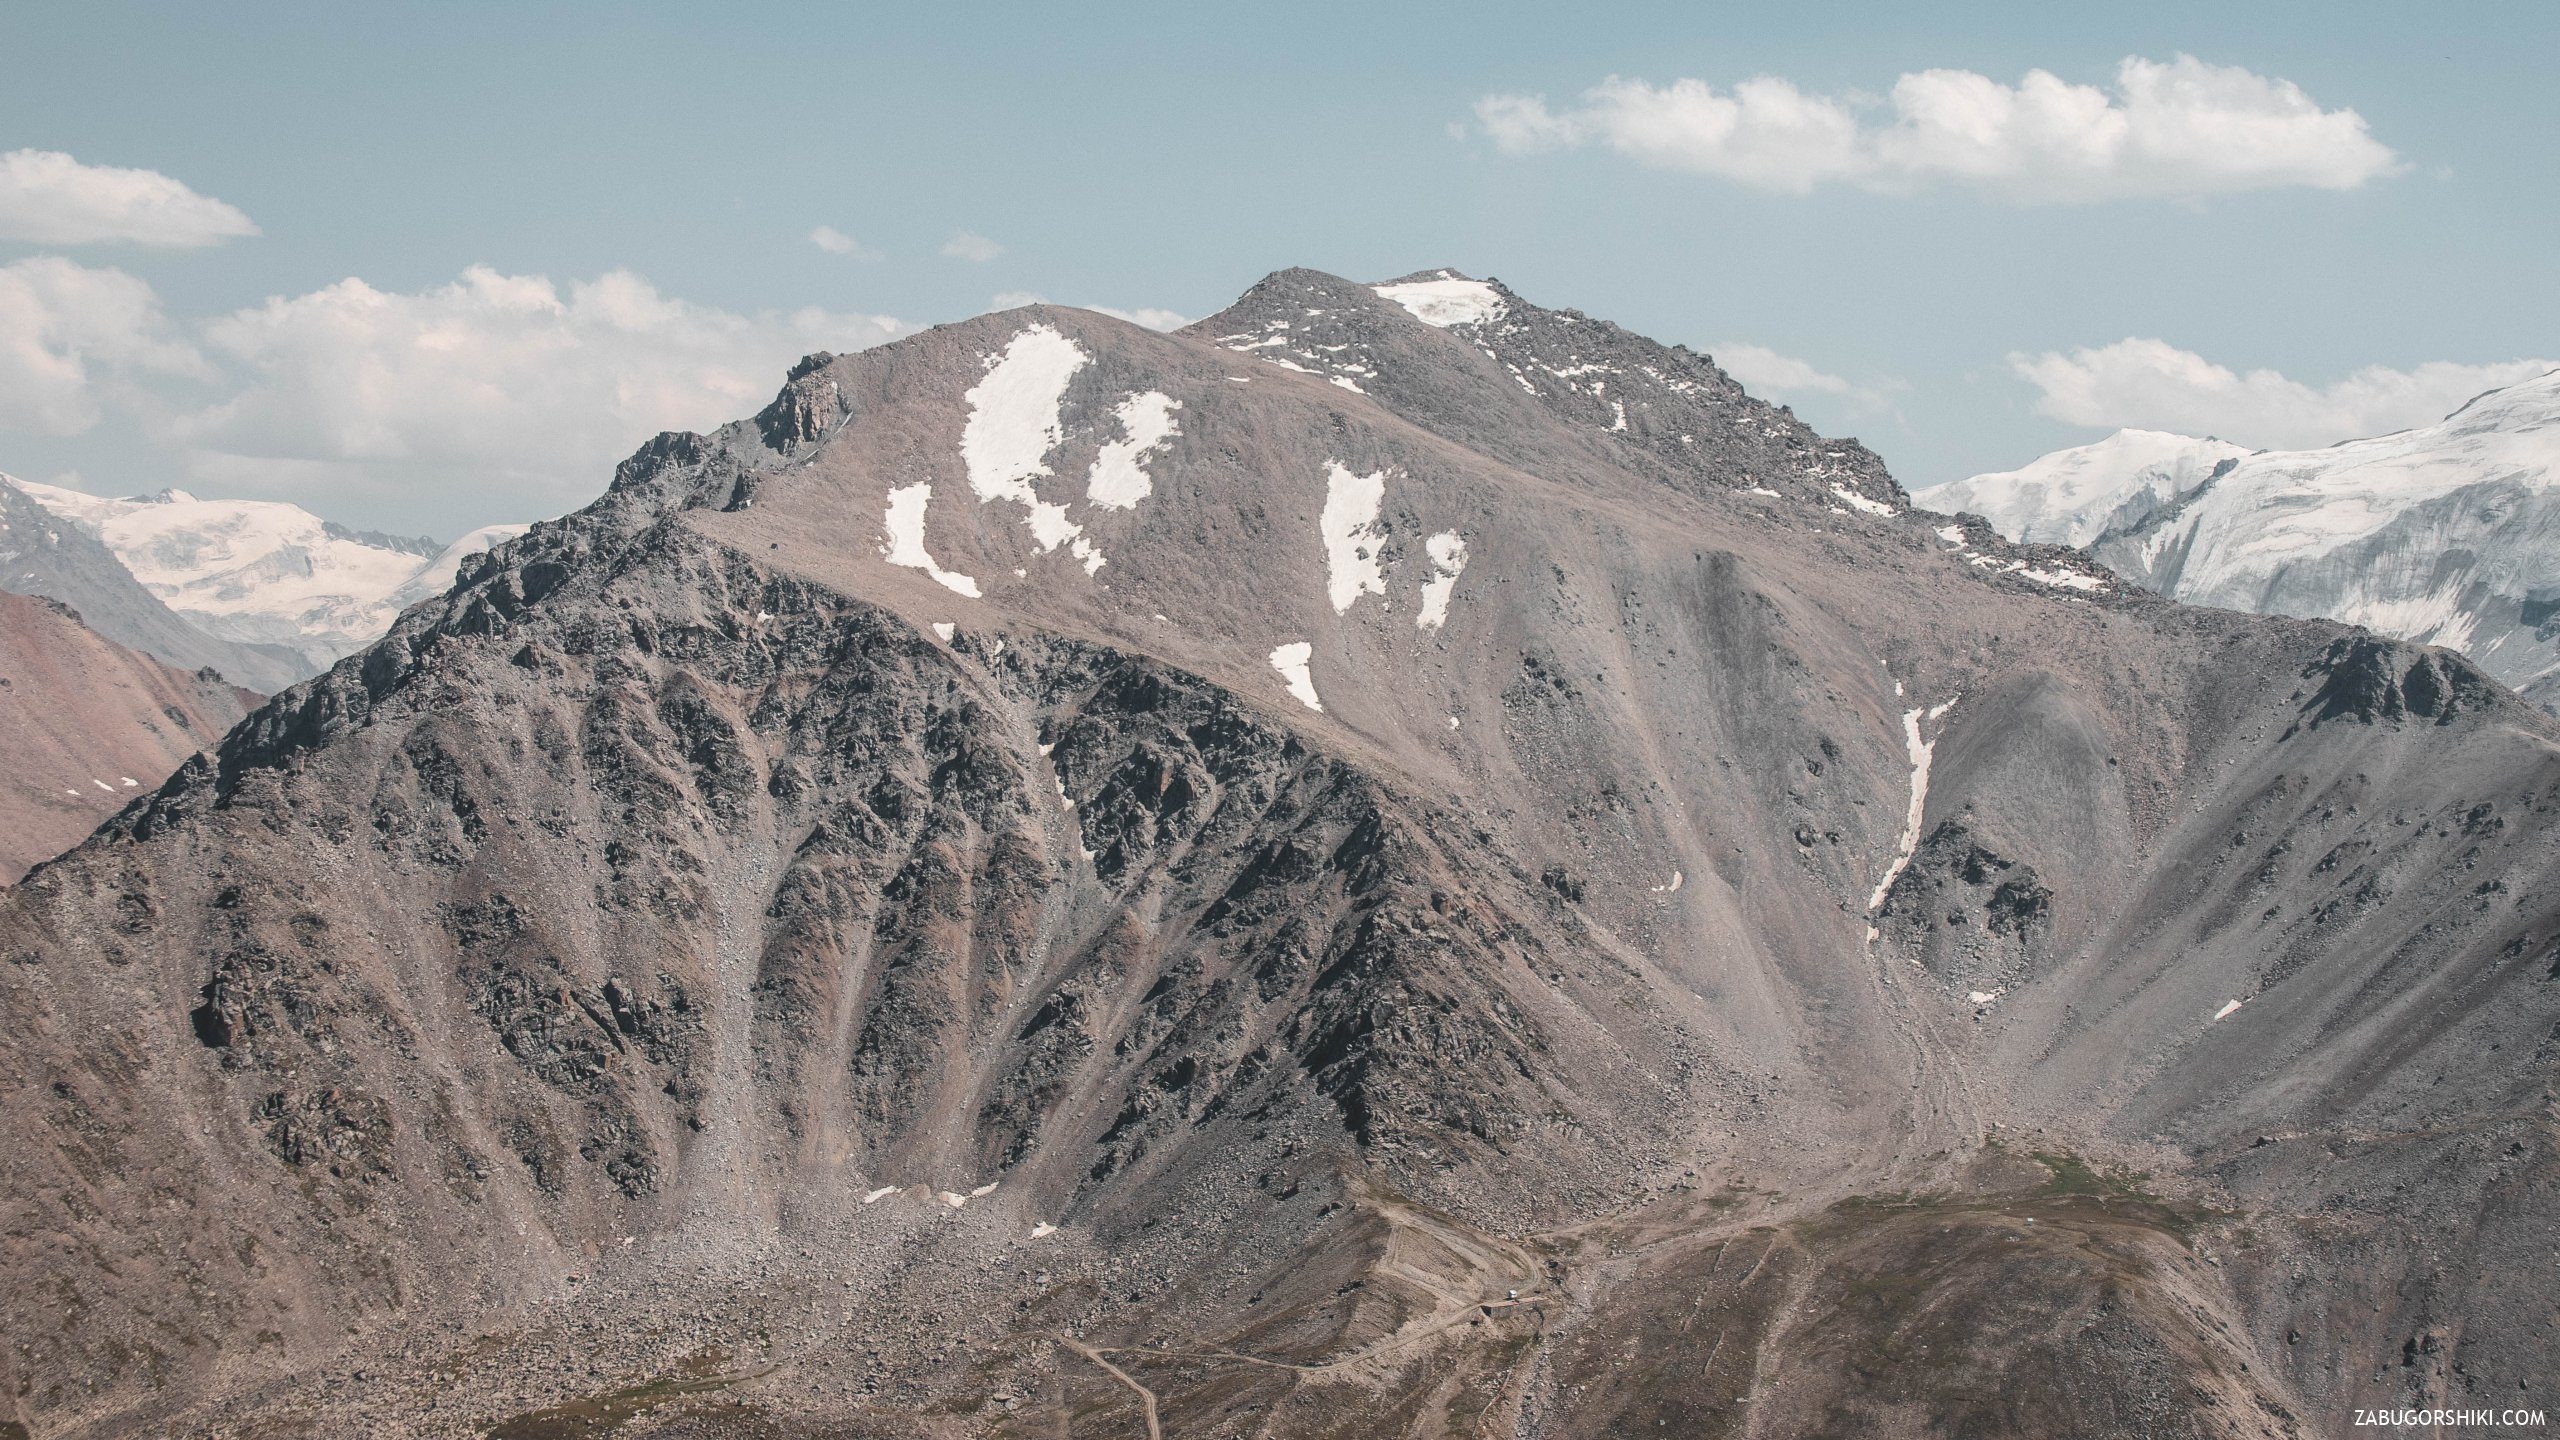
[2,272,2555,1439]
[0,592,259,880]
[0,477,310,692]
[1192,267,1909,518]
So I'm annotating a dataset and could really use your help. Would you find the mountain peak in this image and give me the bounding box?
[1184,266,1908,519]
[1367,269,1510,327]
[12,256,2560,1438]
[1919,430,2249,548]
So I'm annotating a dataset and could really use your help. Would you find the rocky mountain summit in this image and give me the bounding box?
[2,270,2553,1439]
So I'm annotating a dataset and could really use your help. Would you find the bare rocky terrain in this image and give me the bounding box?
[1,269,2553,1438]
[0,592,257,882]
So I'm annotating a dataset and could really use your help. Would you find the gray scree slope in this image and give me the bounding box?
[1,269,2553,1439]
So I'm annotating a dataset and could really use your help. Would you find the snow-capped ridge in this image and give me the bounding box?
[1922,371,2560,702]
[1919,429,2251,548]
[5,476,527,670]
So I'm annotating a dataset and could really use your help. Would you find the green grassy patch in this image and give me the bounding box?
[483,1351,749,1439]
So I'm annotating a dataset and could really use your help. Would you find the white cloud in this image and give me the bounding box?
[1091,304,1187,331]
[170,266,906,516]
[808,225,880,259]
[1714,341,1897,411]
[1484,77,1863,193]
[0,149,259,247]
[941,230,1005,262]
[2012,338,2558,449]
[1716,342,1855,395]
[989,291,1186,331]
[1472,55,2400,202]
[0,256,208,434]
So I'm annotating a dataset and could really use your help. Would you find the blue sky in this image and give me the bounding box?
[1,0,2552,535]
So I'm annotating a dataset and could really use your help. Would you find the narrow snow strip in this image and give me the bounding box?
[1371,275,1506,327]
[1935,524,1965,545]
[937,1190,970,1208]
[2016,564,2107,593]
[1831,485,1895,517]
[1868,697,1955,913]
[1321,462,1389,613]
[1652,870,1684,894]
[1969,989,2003,1005]
[880,482,983,597]
[962,324,1088,552]
[1029,1222,1057,1238]
[1086,391,1180,509]
[1269,642,1322,711]
[861,1186,898,1204]
[1416,530,1468,630]
[969,1181,999,1197]
[2213,998,2244,1021]
[930,622,956,642]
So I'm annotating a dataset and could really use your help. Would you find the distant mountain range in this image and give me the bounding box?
[3,476,528,676]
[0,478,309,692]
[1918,428,2251,548]
[1920,368,2560,707]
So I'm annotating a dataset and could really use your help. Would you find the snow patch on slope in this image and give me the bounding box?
[1320,462,1390,613]
[1269,641,1322,711]
[880,483,983,597]
[1869,696,1956,915]
[1086,391,1180,510]
[1830,484,1896,517]
[962,323,1089,552]
[1416,531,1468,631]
